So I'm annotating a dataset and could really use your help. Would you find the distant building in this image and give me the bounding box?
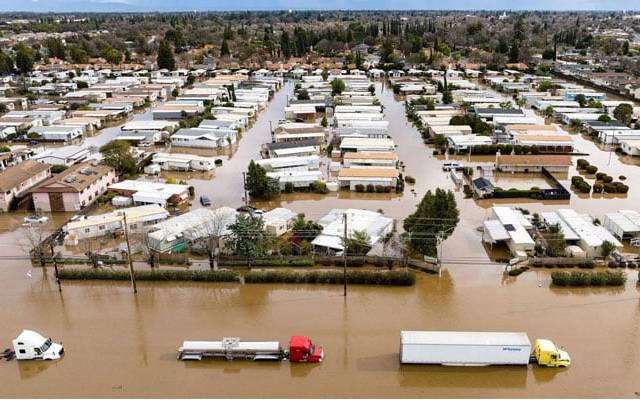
[0,160,51,212]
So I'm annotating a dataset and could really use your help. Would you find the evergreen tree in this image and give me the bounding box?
[0,50,14,75]
[157,40,176,70]
[245,160,280,199]
[280,31,291,58]
[508,40,520,63]
[227,214,271,259]
[403,188,459,257]
[220,39,230,57]
[14,44,33,74]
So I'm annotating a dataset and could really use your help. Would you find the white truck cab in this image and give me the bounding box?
[12,330,64,360]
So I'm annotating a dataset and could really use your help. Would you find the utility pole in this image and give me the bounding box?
[123,213,137,294]
[242,171,248,206]
[49,243,61,293]
[343,212,348,297]
[436,232,444,276]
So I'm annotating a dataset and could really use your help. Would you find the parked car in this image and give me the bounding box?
[200,196,211,206]
[23,215,49,224]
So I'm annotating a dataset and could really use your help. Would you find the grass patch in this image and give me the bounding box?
[244,270,415,286]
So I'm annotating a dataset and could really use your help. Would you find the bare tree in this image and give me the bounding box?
[195,205,235,270]
[16,225,51,268]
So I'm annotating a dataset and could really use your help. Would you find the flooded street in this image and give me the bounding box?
[2,78,640,398]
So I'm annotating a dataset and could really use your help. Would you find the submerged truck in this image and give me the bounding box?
[399,331,570,367]
[12,330,64,361]
[177,335,323,363]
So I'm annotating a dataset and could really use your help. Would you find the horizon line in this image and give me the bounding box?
[1,8,639,14]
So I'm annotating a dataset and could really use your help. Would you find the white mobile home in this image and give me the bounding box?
[63,204,170,242]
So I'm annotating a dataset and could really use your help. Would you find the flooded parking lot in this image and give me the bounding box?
[2,78,640,397]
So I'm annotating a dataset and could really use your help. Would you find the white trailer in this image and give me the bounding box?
[400,331,532,366]
[12,330,64,360]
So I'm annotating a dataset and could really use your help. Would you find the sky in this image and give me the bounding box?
[0,0,639,12]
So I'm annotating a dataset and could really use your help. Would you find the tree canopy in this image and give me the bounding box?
[99,140,138,175]
[226,213,271,258]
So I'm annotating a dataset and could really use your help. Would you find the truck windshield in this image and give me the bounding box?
[40,338,52,352]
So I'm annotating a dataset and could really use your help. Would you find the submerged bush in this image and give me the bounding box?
[551,270,626,287]
[59,268,240,282]
[244,270,415,286]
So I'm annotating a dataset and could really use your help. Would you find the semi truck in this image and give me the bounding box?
[177,335,323,363]
[399,331,570,367]
[11,330,64,361]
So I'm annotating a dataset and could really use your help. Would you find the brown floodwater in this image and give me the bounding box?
[2,79,640,397]
[1,255,640,398]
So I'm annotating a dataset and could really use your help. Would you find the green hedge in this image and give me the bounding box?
[220,259,314,267]
[551,270,626,287]
[508,266,529,276]
[244,270,415,286]
[492,187,542,199]
[59,268,240,282]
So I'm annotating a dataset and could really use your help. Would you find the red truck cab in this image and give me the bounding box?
[288,336,323,363]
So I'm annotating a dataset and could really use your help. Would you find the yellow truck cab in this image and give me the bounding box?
[533,339,571,367]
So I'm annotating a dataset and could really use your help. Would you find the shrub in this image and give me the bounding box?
[595,172,606,180]
[603,182,617,193]
[614,182,629,194]
[310,180,329,194]
[602,175,613,183]
[585,165,598,174]
[576,181,591,193]
[243,270,416,286]
[551,271,569,286]
[593,182,604,193]
[355,184,364,192]
[571,176,585,186]
[507,266,529,276]
[375,185,386,193]
[284,182,295,193]
[619,175,626,181]
[405,175,416,184]
[576,159,589,169]
[50,165,68,173]
[568,271,591,286]
[366,184,375,192]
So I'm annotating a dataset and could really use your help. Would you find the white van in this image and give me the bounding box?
[442,162,462,171]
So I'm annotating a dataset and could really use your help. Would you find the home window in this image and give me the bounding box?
[99,225,105,230]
